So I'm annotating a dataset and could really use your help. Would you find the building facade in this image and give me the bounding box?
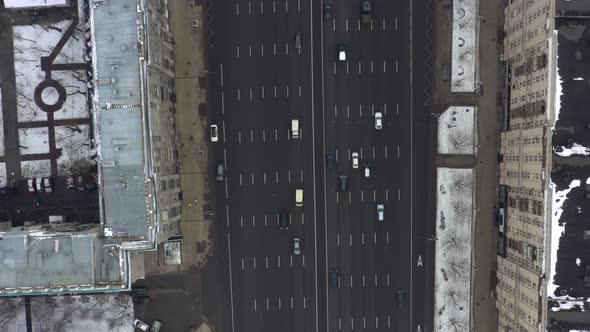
[496,0,555,330]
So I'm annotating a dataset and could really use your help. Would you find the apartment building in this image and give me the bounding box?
[496,0,555,330]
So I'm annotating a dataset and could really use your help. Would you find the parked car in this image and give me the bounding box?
[43,177,52,193]
[27,179,35,193]
[293,237,301,255]
[76,175,85,191]
[65,175,76,191]
[131,285,147,295]
[210,124,219,142]
[133,319,150,331]
[216,163,225,182]
[351,152,359,168]
[35,178,43,192]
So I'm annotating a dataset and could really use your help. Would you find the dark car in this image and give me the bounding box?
[131,285,147,295]
[329,268,339,288]
[326,152,335,169]
[323,0,332,19]
[339,175,348,192]
[279,211,289,230]
[396,290,406,309]
[76,175,85,191]
[65,175,76,191]
[133,295,151,305]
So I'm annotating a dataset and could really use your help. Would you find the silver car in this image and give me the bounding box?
[293,237,301,255]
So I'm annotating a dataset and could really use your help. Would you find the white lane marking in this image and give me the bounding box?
[297,0,300,12]
[362,275,366,287]
[273,1,276,13]
[395,17,398,30]
[286,42,289,55]
[334,104,338,118]
[384,103,387,116]
[300,170,304,182]
[301,211,305,225]
[264,214,268,227]
[339,318,342,330]
[299,85,302,97]
[371,60,374,73]
[303,297,306,309]
[278,297,282,310]
[275,129,278,141]
[337,233,340,247]
[261,86,265,99]
[397,145,400,158]
[253,256,256,269]
[332,18,336,31]
[376,317,379,329]
[350,275,353,288]
[360,147,363,159]
[333,62,336,75]
[396,59,398,72]
[274,85,277,98]
[361,190,364,203]
[286,85,289,97]
[226,204,229,227]
[345,19,349,31]
[285,0,288,13]
[370,19,373,31]
[387,273,390,286]
[349,233,352,247]
[273,43,276,55]
[303,254,306,267]
[382,18,385,31]
[221,91,225,114]
[249,44,252,57]
[373,189,376,201]
[240,216,244,228]
[250,130,254,143]
[387,231,390,244]
[252,215,256,228]
[224,149,228,197]
[275,171,279,183]
[262,130,266,143]
[248,1,251,14]
[236,3,239,15]
[335,148,339,161]
[251,172,254,184]
[241,257,244,270]
[361,233,365,246]
[348,192,351,204]
[266,298,269,311]
[336,192,339,204]
[396,103,399,116]
[386,189,389,201]
[385,145,388,159]
[291,297,294,309]
[374,273,378,286]
[237,88,241,101]
[263,171,267,184]
[346,62,349,75]
[239,173,243,186]
[278,255,281,268]
[220,63,224,86]
[265,256,269,269]
[260,1,263,14]
[261,43,264,56]
[383,60,386,72]
[347,105,350,118]
[398,188,401,200]
[288,170,291,183]
[388,316,391,328]
[254,299,257,311]
[290,255,293,267]
[372,146,375,158]
[359,104,362,117]
[249,87,252,101]
[374,232,377,244]
[222,120,226,143]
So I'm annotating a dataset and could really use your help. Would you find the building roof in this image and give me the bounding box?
[92,0,150,238]
[4,0,70,8]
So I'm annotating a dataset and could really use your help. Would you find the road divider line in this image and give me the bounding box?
[345,19,348,31]
[362,275,366,288]
[396,59,398,73]
[250,130,254,143]
[300,170,304,182]
[260,1,263,14]
[286,85,289,97]
[226,204,229,228]
[236,45,240,59]
[398,188,401,200]
[359,104,362,117]
[333,62,336,75]
[253,298,256,312]
[383,60,386,72]
[385,145,388,159]
[346,62,349,75]
[274,129,278,141]
[239,173,243,186]
[221,91,225,114]
[273,1,275,13]
[249,87,252,101]
[386,189,389,201]
[291,297,294,309]
[374,273,378,286]
[251,172,254,185]
[241,257,244,270]
[362,233,365,245]
[387,273,390,286]
[337,234,340,247]
[332,18,335,31]
[397,145,400,158]
[226,235,235,331]
[237,88,241,101]
[371,60,374,73]
[396,103,399,116]
[290,255,293,267]
[387,232,390,244]
[265,214,268,227]
[358,62,361,75]
[382,18,385,30]
[249,44,252,57]
[248,1,251,14]
[299,85,302,96]
[350,275,353,288]
[261,43,264,56]
[285,0,288,13]
[372,146,375,158]
[278,255,281,268]
[253,256,256,269]
[266,298,269,311]
[349,234,352,247]
[236,3,239,15]
[288,170,291,183]
[278,297,282,310]
[395,17,398,30]
[265,256,269,269]
[303,255,305,267]
[252,215,255,228]
[262,130,266,143]
[297,0,300,12]
[240,215,244,228]
[301,212,305,225]
[220,64,224,86]
[263,172,267,184]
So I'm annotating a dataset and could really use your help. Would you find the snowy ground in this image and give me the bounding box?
[437,106,476,155]
[451,0,478,92]
[0,162,6,188]
[13,21,88,123]
[434,167,474,331]
[0,293,135,332]
[20,159,51,178]
[18,127,49,155]
[55,124,93,174]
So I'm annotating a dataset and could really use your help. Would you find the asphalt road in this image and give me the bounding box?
[207,0,432,331]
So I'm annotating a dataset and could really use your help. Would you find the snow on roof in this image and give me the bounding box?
[437,106,477,155]
[0,83,3,157]
[451,0,478,92]
[4,0,70,8]
[0,162,6,188]
[548,179,581,299]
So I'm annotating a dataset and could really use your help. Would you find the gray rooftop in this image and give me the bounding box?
[92,0,149,238]
[0,231,123,293]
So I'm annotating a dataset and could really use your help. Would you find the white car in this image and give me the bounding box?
[364,164,370,178]
[133,319,150,331]
[377,204,384,222]
[43,177,52,193]
[210,124,219,142]
[351,152,359,168]
[293,237,301,255]
[27,179,35,192]
[338,45,346,61]
[375,112,382,129]
[35,178,43,192]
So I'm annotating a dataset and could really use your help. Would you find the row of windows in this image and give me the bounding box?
[506,170,543,180]
[513,73,547,90]
[505,154,543,163]
[507,186,544,198]
[505,134,543,146]
[511,88,546,105]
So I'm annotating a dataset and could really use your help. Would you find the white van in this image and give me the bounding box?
[291,119,300,139]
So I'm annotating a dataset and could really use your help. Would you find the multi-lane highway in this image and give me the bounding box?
[207,0,431,331]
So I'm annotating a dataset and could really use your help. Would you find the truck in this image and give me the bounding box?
[361,1,372,24]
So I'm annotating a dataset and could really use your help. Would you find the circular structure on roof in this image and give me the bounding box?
[34,79,66,113]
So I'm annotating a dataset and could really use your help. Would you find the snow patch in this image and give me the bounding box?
[55,125,92,175]
[20,159,51,178]
[577,258,582,266]
[573,77,584,81]
[0,162,6,188]
[554,143,590,157]
[548,179,582,299]
[18,127,49,155]
[434,167,474,331]
[451,0,478,92]
[437,106,476,155]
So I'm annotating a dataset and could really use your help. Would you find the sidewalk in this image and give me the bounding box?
[429,0,503,330]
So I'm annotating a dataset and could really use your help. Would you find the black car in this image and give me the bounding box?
[326,152,335,169]
[396,290,406,309]
[329,268,339,288]
[339,175,348,192]
[323,0,332,19]
[133,295,151,305]
[279,211,289,230]
[131,285,147,295]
